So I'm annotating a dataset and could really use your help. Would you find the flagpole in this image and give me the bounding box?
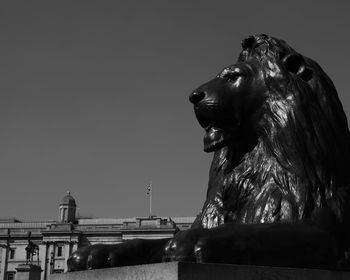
[149,182,152,218]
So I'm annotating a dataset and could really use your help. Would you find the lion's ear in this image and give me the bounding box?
[283,54,302,74]
[297,65,313,82]
[283,54,313,82]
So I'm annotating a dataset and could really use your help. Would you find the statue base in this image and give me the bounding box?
[49,261,350,280]
[16,264,42,280]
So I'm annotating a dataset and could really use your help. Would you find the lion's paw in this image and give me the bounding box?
[162,229,205,262]
[67,244,112,271]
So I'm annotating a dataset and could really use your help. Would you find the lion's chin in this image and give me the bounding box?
[203,126,232,152]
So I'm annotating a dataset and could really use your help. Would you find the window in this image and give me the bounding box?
[9,249,15,259]
[56,246,63,257]
[6,272,15,280]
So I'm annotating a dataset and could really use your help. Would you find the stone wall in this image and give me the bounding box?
[49,262,350,280]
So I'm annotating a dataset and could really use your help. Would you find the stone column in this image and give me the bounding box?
[71,242,78,253]
[42,243,54,280]
[39,243,48,280]
[63,243,71,272]
[0,246,8,280]
[15,264,42,280]
[1,242,9,280]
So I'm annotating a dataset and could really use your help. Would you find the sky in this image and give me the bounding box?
[1,1,349,221]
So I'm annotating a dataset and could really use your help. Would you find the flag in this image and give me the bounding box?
[147,184,152,195]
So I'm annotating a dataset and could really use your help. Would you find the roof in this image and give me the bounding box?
[0,218,21,223]
[60,191,76,206]
[77,216,195,225]
[78,218,135,225]
[170,217,196,224]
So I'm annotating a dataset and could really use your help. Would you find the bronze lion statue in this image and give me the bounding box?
[68,34,350,271]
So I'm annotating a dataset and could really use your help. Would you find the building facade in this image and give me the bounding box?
[0,193,194,280]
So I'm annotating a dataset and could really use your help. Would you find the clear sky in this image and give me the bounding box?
[1,1,349,221]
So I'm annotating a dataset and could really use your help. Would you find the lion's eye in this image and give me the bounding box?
[220,70,243,83]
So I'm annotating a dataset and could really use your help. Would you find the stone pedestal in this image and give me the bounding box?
[49,261,350,280]
[15,264,42,280]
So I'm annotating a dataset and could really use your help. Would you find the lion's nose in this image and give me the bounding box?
[189,91,205,104]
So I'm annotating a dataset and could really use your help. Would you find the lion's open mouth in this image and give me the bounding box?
[203,124,239,152]
[204,125,227,152]
[195,111,240,152]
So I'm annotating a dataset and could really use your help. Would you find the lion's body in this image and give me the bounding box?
[192,35,350,238]
[68,35,350,271]
[182,34,350,267]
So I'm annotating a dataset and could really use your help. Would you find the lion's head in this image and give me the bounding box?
[190,34,350,229]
